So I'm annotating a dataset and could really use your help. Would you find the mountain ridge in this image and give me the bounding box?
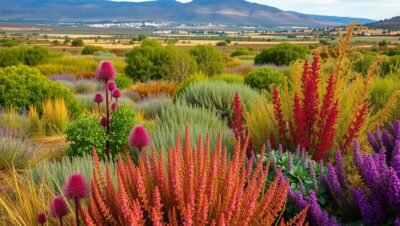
[0,0,375,27]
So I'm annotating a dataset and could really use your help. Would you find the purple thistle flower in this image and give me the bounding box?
[388,168,400,209]
[112,88,121,99]
[50,196,69,218]
[335,150,348,189]
[107,81,117,91]
[93,93,103,104]
[64,173,88,200]
[96,60,116,81]
[129,125,151,152]
[37,213,46,224]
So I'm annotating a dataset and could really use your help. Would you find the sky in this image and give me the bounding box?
[115,0,400,20]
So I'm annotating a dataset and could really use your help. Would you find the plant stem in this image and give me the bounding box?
[75,198,80,226]
[105,80,111,160]
[59,217,63,226]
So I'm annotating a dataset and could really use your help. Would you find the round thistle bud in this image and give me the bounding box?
[96,60,116,81]
[100,116,108,127]
[111,102,117,110]
[50,196,69,218]
[37,213,47,224]
[112,89,121,99]
[64,173,88,200]
[129,125,151,151]
[107,81,117,91]
[94,93,103,104]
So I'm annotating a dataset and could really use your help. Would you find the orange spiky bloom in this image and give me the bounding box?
[81,128,309,225]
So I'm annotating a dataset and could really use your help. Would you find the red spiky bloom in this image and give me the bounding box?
[37,213,46,224]
[107,81,117,91]
[50,196,69,218]
[129,125,151,152]
[64,173,89,200]
[93,93,103,104]
[96,60,116,81]
[112,89,121,99]
[272,86,289,148]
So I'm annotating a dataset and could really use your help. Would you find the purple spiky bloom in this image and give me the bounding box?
[37,213,46,224]
[112,88,121,99]
[94,93,103,104]
[50,196,69,218]
[299,180,306,195]
[388,168,400,208]
[64,173,88,200]
[96,60,116,81]
[327,163,343,196]
[395,218,400,226]
[335,150,348,188]
[107,81,117,91]
[129,125,151,152]
[100,116,108,127]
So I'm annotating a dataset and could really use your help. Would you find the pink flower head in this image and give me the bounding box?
[96,60,116,81]
[37,213,47,224]
[50,196,69,218]
[94,93,103,104]
[63,173,88,200]
[107,81,117,91]
[100,116,108,127]
[112,89,121,99]
[129,125,151,151]
[111,102,117,110]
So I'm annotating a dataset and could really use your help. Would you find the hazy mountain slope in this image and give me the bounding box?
[367,16,400,29]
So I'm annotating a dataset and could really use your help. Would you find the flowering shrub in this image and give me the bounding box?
[80,130,309,225]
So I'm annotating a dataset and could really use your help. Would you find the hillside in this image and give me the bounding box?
[367,16,400,30]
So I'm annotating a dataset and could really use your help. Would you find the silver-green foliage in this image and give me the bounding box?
[32,155,117,193]
[0,128,34,170]
[176,81,261,120]
[151,103,234,157]
[134,95,172,119]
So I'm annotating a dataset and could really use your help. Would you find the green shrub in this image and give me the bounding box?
[32,155,116,193]
[71,38,84,47]
[0,46,50,67]
[109,105,136,153]
[82,45,106,55]
[370,76,400,121]
[165,46,198,82]
[254,43,308,65]
[353,53,376,75]
[0,128,34,171]
[151,103,232,155]
[0,65,83,117]
[115,74,133,89]
[381,55,400,75]
[216,41,227,46]
[0,38,22,47]
[190,45,224,76]
[244,67,284,91]
[176,81,261,120]
[231,48,257,57]
[134,95,172,119]
[210,74,244,84]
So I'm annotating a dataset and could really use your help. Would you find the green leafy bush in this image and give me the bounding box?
[254,43,308,65]
[165,46,198,82]
[176,81,261,120]
[109,105,136,153]
[71,38,84,47]
[190,45,224,76]
[353,53,376,75]
[0,46,50,67]
[114,74,133,89]
[244,67,284,91]
[0,65,83,117]
[151,103,233,155]
[82,45,106,55]
[231,48,257,57]
[65,114,107,157]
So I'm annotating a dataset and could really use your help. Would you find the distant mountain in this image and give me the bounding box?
[367,16,400,30]
[0,0,374,27]
[288,11,375,25]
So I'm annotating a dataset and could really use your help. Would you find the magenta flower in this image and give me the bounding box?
[94,93,103,104]
[112,89,121,99]
[111,102,117,110]
[64,173,88,200]
[100,116,108,127]
[50,196,69,218]
[37,213,46,225]
[96,60,116,81]
[107,81,117,91]
[129,125,151,152]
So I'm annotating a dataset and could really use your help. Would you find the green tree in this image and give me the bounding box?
[165,46,197,82]
[82,45,106,55]
[254,43,308,65]
[71,38,84,47]
[190,45,224,77]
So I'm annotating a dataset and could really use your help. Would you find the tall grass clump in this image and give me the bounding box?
[0,128,34,171]
[176,81,261,120]
[0,107,30,132]
[370,75,400,121]
[151,103,232,154]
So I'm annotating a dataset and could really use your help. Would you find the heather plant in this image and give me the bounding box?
[0,65,83,117]
[151,103,232,154]
[176,81,261,120]
[79,131,309,225]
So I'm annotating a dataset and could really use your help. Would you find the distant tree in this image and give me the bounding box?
[51,40,60,45]
[166,46,197,82]
[138,34,147,41]
[71,38,84,47]
[216,41,227,46]
[63,37,71,45]
[254,43,308,65]
[82,45,106,55]
[190,45,224,76]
